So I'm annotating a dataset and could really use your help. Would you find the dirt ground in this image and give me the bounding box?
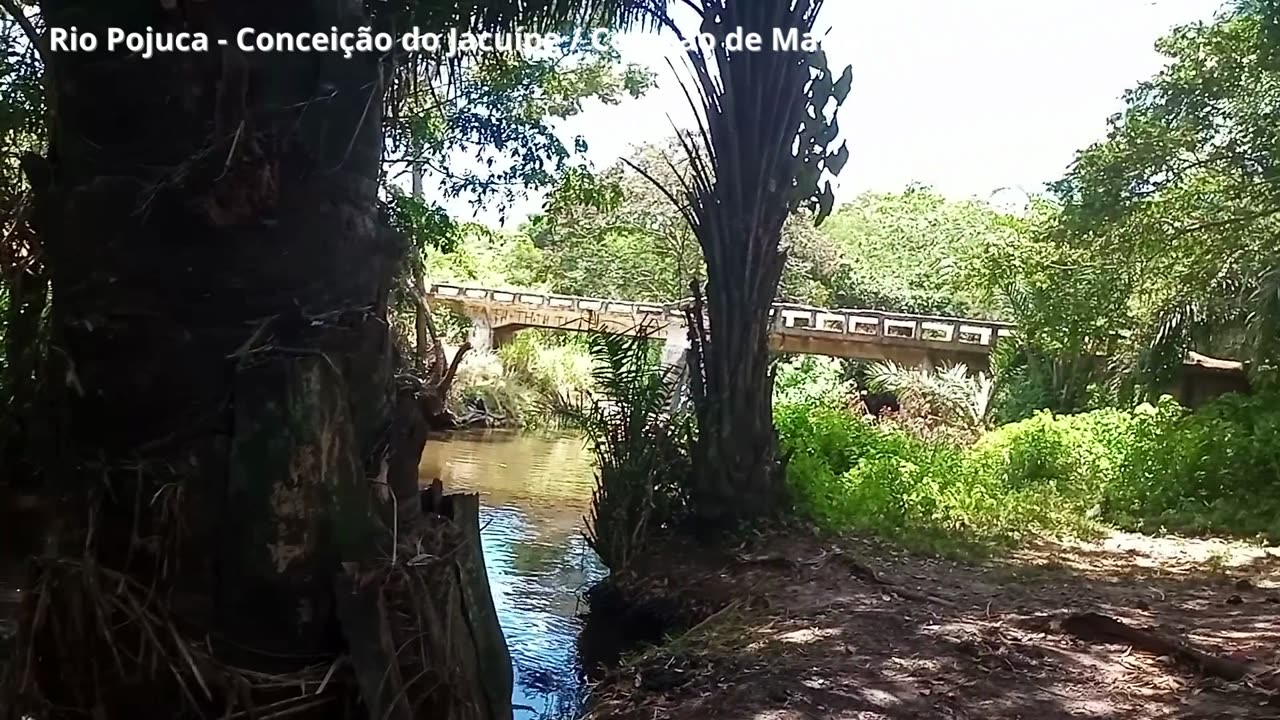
[585,531,1280,720]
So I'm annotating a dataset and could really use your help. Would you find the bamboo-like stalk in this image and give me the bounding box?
[649,0,851,526]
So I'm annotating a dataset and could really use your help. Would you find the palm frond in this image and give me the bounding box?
[386,0,667,36]
[866,360,995,428]
[543,324,692,570]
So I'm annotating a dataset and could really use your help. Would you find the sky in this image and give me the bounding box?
[432,0,1229,227]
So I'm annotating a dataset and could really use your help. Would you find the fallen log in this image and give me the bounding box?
[1058,611,1261,683]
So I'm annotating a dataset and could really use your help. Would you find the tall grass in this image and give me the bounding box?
[445,332,597,426]
[778,391,1280,555]
[498,331,595,406]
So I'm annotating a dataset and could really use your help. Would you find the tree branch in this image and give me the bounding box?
[1168,204,1280,240]
[0,0,49,66]
[436,342,471,397]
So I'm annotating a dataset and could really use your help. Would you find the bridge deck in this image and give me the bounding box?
[427,283,1015,364]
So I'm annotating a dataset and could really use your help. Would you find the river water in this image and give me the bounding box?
[420,428,605,720]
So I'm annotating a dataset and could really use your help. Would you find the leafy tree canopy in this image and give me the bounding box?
[803,185,1017,317]
[389,40,655,220]
[1044,3,1280,375]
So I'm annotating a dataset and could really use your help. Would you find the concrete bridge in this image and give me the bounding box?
[425,283,1016,371]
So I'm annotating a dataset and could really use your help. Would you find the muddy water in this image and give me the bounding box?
[420,428,605,720]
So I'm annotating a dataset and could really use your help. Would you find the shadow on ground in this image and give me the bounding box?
[585,531,1280,719]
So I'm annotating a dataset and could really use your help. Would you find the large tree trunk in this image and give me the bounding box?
[670,0,844,531]
[685,275,788,530]
[2,2,509,718]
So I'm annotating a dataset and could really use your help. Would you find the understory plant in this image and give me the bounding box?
[864,360,995,445]
[778,389,1280,555]
[546,329,692,570]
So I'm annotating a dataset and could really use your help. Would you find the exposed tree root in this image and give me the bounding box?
[1057,611,1268,684]
[0,489,511,720]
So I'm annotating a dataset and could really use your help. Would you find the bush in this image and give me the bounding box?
[445,332,598,426]
[1102,394,1280,538]
[773,356,855,407]
[551,332,692,570]
[777,391,1280,554]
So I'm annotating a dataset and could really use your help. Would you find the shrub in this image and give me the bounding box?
[773,356,855,407]
[777,390,1280,554]
[1102,393,1280,538]
[549,331,692,570]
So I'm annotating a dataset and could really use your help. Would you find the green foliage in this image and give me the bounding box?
[421,224,544,289]
[527,141,703,301]
[772,355,854,407]
[777,400,1021,555]
[386,187,461,255]
[548,330,691,569]
[778,390,1280,555]
[513,153,1031,317]
[388,39,655,220]
[1100,393,1280,537]
[1022,4,1280,379]
[811,187,1017,316]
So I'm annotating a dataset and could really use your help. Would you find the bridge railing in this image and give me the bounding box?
[768,304,1014,349]
[428,283,685,322]
[428,283,1015,350]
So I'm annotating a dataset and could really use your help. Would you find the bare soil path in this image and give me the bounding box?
[586,531,1280,719]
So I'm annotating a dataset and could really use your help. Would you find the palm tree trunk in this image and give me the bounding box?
[685,270,788,528]
[672,0,847,529]
[5,2,509,717]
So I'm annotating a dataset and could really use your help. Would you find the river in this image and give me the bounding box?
[420,428,605,720]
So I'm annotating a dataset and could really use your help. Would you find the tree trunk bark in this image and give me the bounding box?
[0,241,47,489]
[3,2,509,717]
[684,272,790,530]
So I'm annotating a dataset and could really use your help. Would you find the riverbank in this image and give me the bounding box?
[445,332,596,429]
[584,530,1280,719]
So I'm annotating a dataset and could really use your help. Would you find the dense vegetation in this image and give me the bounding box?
[4,0,1280,714]
[507,0,1280,561]
[777,382,1280,555]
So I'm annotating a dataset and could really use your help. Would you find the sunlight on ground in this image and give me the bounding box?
[1015,530,1280,581]
[590,531,1280,720]
[775,626,842,645]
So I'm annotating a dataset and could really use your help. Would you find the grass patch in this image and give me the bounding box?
[778,392,1280,556]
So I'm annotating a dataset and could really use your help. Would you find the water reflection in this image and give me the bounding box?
[419,429,605,720]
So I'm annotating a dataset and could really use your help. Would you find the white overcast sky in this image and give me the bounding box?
[431,0,1229,227]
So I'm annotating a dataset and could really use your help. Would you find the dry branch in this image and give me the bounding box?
[734,548,956,607]
[1058,611,1265,683]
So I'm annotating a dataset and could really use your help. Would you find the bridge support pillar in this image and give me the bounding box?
[491,326,517,350]
[660,333,691,414]
[467,311,493,352]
